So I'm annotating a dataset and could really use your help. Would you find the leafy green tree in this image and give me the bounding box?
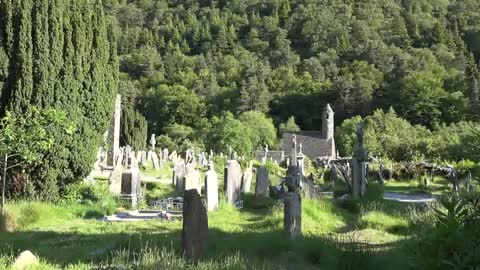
[398,70,448,128]
[0,108,74,212]
[238,111,278,150]
[141,84,206,134]
[205,112,253,157]
[279,116,301,134]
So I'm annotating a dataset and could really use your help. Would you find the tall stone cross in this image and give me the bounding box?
[292,134,298,166]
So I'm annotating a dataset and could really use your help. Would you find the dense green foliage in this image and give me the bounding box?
[0,108,73,206]
[0,0,118,196]
[106,0,480,142]
[120,106,148,151]
[336,108,480,162]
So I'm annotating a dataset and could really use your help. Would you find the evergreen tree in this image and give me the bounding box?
[0,0,117,197]
[121,106,148,151]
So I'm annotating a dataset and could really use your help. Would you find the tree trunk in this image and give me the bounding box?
[1,154,7,214]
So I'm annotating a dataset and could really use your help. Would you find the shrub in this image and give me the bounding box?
[64,182,119,216]
[414,193,480,269]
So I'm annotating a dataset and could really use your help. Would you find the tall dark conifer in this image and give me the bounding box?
[0,0,118,197]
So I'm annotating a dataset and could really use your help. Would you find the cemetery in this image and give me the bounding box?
[1,1,480,269]
[1,99,479,269]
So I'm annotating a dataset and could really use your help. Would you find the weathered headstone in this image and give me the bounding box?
[124,145,132,166]
[284,192,302,239]
[163,148,169,161]
[140,151,147,165]
[205,165,218,211]
[174,162,186,192]
[185,168,202,194]
[108,165,123,196]
[182,189,208,262]
[224,160,242,203]
[121,156,141,207]
[241,161,254,193]
[169,150,178,162]
[352,123,368,198]
[297,143,305,176]
[136,151,142,164]
[152,152,160,170]
[255,166,269,197]
[286,165,301,192]
[147,150,153,162]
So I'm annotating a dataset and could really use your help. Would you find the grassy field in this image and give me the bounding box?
[0,164,463,270]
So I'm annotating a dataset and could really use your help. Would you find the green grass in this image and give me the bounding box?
[384,178,451,195]
[0,177,451,269]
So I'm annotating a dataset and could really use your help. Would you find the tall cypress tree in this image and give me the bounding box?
[121,106,148,151]
[0,0,118,197]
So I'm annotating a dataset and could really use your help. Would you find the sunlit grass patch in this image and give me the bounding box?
[359,211,409,234]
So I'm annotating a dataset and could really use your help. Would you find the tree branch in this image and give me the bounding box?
[7,161,25,170]
[7,153,21,159]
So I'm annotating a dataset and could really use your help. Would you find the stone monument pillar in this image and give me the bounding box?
[107,94,121,166]
[296,143,305,176]
[291,134,297,166]
[352,123,368,198]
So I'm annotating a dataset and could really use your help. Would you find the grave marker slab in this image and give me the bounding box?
[185,168,202,194]
[224,160,242,203]
[182,189,208,262]
[284,192,302,239]
[205,168,219,211]
[255,166,269,197]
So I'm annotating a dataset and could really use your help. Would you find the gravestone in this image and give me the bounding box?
[241,161,254,193]
[352,123,368,198]
[182,189,208,262]
[124,145,132,166]
[284,192,302,239]
[224,160,242,203]
[121,156,141,207]
[108,165,123,195]
[147,150,153,162]
[205,165,219,211]
[136,151,142,164]
[158,150,163,162]
[163,148,169,161]
[296,144,305,176]
[286,165,301,192]
[140,151,147,165]
[152,152,160,170]
[255,166,269,197]
[174,162,186,192]
[185,168,202,194]
[169,151,178,162]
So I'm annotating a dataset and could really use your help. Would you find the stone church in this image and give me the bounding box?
[281,104,336,161]
[256,104,336,163]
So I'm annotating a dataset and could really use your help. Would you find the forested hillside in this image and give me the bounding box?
[105,0,480,147]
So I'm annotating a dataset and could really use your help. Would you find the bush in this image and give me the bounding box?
[64,182,119,216]
[414,193,480,269]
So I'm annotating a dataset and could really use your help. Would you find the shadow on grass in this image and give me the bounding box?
[0,226,415,269]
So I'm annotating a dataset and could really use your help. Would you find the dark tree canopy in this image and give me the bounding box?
[0,0,118,196]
